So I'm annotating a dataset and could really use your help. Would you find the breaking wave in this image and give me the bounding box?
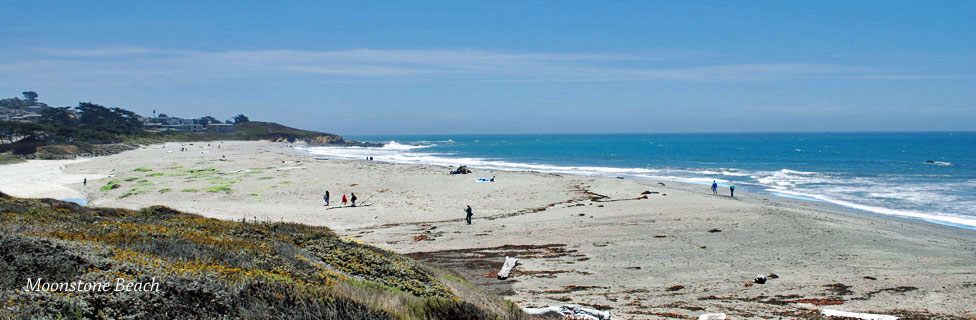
[299,140,976,230]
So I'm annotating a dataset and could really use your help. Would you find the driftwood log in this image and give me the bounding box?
[497,256,518,280]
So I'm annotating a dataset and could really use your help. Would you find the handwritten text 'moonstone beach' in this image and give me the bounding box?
[25,278,160,293]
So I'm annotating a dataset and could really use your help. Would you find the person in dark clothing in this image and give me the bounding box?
[350,193,357,207]
[730,184,736,198]
[323,191,330,206]
[83,178,87,187]
[711,181,717,195]
[465,205,473,224]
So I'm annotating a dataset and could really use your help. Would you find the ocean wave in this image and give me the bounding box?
[299,144,975,230]
[769,189,976,229]
[635,175,728,184]
[779,169,818,175]
[302,145,662,177]
[382,141,434,150]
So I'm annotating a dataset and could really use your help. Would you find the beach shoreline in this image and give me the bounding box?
[2,140,974,318]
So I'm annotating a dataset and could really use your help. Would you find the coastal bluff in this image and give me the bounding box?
[233,121,382,147]
[0,192,523,319]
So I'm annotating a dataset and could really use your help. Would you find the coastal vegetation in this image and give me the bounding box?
[0,193,525,319]
[0,93,380,160]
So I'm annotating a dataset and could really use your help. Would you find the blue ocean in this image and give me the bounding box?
[301,132,976,229]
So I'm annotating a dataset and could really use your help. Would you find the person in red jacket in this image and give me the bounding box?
[341,194,348,206]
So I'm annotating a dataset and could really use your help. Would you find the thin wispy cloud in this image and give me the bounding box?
[4,47,944,84]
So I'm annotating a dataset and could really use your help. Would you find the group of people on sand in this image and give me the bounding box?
[711,180,736,198]
[322,191,357,207]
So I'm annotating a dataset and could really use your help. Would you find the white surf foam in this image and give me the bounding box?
[299,142,976,230]
[770,189,976,229]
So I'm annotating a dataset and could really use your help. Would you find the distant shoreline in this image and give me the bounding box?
[300,133,976,232]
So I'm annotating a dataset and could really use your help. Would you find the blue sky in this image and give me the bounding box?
[1,1,973,134]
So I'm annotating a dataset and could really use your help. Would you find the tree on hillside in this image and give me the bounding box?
[38,107,76,127]
[233,114,250,124]
[110,107,144,135]
[0,98,29,109]
[75,102,145,136]
[22,91,38,103]
[0,121,45,143]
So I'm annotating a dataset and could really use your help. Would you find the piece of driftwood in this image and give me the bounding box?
[821,309,898,320]
[524,304,611,320]
[497,256,518,280]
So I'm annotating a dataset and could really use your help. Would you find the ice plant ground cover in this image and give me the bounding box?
[0,193,524,319]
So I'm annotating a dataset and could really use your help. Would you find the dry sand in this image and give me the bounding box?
[2,141,975,319]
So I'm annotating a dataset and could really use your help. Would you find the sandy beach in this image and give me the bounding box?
[2,141,974,319]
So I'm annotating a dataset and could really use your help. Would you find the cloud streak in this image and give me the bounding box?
[3,47,946,85]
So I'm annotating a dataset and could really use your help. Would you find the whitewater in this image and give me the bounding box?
[300,133,976,230]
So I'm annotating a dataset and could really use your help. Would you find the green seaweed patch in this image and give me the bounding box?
[136,179,153,186]
[134,166,152,172]
[145,172,165,177]
[167,165,184,170]
[118,187,153,199]
[210,177,241,185]
[279,181,292,185]
[186,168,218,178]
[159,188,172,193]
[100,179,121,192]
[206,185,232,193]
[258,176,274,180]
[181,188,199,192]
[248,192,260,196]
[123,176,140,182]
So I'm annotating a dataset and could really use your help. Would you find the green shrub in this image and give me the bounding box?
[100,179,121,191]
[118,187,152,199]
[0,154,24,165]
[0,197,525,320]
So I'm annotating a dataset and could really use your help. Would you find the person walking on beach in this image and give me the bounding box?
[323,191,330,206]
[350,193,357,207]
[83,178,87,187]
[711,181,717,195]
[729,183,736,198]
[465,205,473,225]
[341,194,348,206]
